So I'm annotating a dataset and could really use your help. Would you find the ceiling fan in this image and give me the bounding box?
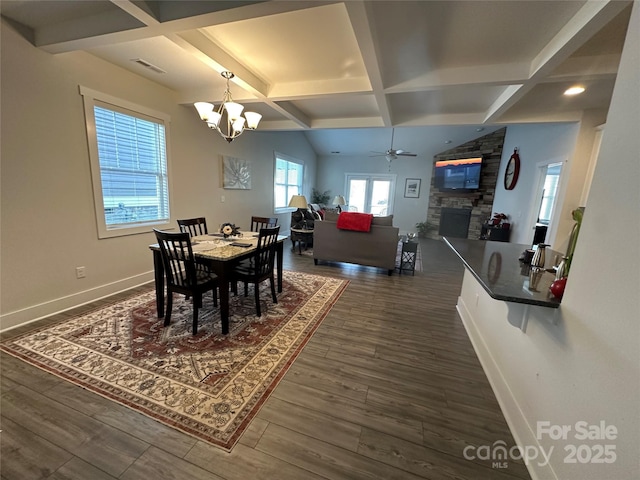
[370,128,417,161]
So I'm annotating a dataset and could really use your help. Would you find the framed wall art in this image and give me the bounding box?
[222,155,251,189]
[404,178,421,198]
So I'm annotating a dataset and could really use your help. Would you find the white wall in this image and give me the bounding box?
[458,4,640,479]
[0,20,317,330]
[491,123,581,246]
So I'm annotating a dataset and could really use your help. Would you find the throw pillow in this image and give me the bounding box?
[336,212,374,232]
[324,211,340,222]
[372,215,394,226]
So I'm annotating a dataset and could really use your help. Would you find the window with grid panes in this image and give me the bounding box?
[274,152,304,213]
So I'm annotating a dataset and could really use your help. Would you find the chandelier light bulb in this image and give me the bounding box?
[244,111,262,130]
[224,102,244,122]
[194,102,214,122]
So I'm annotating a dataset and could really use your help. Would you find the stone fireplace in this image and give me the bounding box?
[425,128,506,240]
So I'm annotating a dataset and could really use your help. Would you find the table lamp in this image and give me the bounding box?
[288,194,309,228]
[333,195,346,212]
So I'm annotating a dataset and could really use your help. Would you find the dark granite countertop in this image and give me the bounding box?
[444,237,562,308]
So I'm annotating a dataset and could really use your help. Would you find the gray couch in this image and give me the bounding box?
[313,213,400,275]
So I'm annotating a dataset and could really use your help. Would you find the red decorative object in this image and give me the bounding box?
[336,212,374,232]
[504,149,521,190]
[550,277,568,300]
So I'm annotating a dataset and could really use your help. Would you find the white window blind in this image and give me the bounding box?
[94,106,169,227]
[80,86,172,238]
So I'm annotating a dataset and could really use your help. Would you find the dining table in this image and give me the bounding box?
[149,232,287,334]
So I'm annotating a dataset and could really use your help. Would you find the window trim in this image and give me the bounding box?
[80,86,173,238]
[273,151,304,214]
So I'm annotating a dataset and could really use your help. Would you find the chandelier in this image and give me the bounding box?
[194,71,262,143]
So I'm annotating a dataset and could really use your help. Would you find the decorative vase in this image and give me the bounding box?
[550,277,568,300]
[531,243,548,269]
[555,257,568,280]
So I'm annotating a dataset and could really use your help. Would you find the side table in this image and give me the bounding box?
[398,240,418,275]
[290,228,314,255]
[480,224,511,242]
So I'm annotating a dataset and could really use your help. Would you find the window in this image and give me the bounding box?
[537,163,562,225]
[345,174,396,215]
[81,87,171,238]
[274,152,304,212]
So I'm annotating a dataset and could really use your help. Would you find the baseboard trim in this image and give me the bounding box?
[0,272,155,333]
[456,295,558,480]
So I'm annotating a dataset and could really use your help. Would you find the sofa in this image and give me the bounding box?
[313,212,400,275]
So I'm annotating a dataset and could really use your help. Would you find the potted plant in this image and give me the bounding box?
[311,188,331,206]
[415,221,429,238]
[492,212,509,227]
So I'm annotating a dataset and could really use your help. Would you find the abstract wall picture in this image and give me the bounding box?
[222,156,251,189]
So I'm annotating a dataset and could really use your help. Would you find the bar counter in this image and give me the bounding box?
[444,237,562,308]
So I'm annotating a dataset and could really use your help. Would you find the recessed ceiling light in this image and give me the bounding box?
[444,140,452,144]
[476,127,484,132]
[564,86,585,96]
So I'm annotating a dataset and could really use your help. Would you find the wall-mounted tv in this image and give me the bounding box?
[434,157,483,191]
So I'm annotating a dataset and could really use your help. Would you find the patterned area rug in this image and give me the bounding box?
[1,271,348,451]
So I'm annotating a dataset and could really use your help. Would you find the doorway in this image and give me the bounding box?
[531,162,562,244]
[345,174,396,215]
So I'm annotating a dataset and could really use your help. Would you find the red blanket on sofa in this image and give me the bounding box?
[336,212,374,232]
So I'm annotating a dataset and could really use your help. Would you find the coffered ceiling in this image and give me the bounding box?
[1,1,632,157]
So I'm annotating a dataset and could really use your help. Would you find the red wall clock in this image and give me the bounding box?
[504,148,520,190]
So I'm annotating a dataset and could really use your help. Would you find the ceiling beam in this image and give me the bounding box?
[344,1,392,127]
[35,1,332,54]
[484,0,631,123]
[173,30,312,129]
[109,0,160,26]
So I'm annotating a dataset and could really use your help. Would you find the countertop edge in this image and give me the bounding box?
[444,237,561,309]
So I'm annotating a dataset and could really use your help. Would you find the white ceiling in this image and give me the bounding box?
[1,0,632,157]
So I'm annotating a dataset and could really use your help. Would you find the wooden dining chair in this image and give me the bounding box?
[153,229,218,335]
[177,217,208,237]
[250,216,278,232]
[230,226,280,317]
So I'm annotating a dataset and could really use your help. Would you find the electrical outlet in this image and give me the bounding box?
[221,195,225,203]
[76,266,86,279]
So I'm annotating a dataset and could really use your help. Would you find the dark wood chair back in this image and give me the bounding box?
[153,229,218,335]
[253,226,280,277]
[155,229,196,289]
[231,226,280,317]
[177,217,208,237]
[250,216,278,232]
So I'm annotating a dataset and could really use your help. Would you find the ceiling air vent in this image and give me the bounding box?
[131,58,166,74]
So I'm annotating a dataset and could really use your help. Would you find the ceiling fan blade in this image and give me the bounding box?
[398,152,417,157]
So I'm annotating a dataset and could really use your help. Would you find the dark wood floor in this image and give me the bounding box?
[1,238,531,480]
